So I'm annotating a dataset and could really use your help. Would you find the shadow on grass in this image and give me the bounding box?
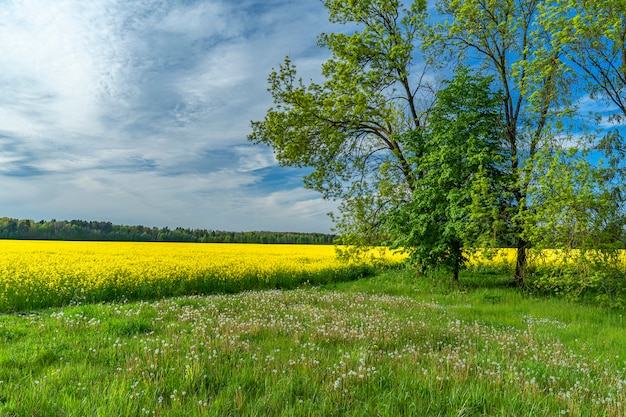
[459,267,514,289]
[321,265,525,302]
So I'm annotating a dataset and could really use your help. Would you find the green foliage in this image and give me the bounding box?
[522,148,625,252]
[528,253,626,308]
[386,67,508,280]
[427,0,579,285]
[249,0,430,246]
[250,0,626,297]
[547,0,626,119]
[517,144,626,304]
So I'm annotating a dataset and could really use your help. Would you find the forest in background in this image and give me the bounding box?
[0,217,336,244]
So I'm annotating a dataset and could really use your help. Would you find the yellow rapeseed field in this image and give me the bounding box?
[3,240,620,312]
[469,248,626,269]
[0,240,400,312]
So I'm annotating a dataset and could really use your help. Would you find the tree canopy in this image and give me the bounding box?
[386,67,508,281]
[250,0,625,286]
[249,0,430,247]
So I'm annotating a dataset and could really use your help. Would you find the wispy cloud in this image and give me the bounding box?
[0,0,335,232]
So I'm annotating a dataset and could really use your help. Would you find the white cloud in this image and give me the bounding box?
[0,0,336,232]
[0,0,126,135]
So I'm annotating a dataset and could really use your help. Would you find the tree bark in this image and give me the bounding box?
[452,239,461,283]
[452,261,459,283]
[512,237,528,287]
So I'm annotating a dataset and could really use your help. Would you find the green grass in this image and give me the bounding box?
[1,268,625,416]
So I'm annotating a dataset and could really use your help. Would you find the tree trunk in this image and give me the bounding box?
[452,260,459,283]
[512,237,528,286]
[451,240,461,283]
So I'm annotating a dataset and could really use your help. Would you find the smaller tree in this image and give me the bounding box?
[523,147,623,251]
[520,145,626,301]
[386,67,507,281]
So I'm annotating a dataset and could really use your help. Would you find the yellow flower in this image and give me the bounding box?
[0,240,403,311]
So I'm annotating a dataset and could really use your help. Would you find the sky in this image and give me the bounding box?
[0,0,339,232]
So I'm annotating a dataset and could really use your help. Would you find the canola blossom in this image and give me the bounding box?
[0,240,400,312]
[468,248,626,269]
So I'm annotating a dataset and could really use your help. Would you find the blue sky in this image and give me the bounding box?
[0,0,340,232]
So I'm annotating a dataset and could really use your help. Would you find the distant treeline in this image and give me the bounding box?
[0,217,337,244]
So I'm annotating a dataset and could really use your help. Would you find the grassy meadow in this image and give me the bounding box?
[0,241,625,415]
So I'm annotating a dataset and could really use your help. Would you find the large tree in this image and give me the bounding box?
[249,0,430,248]
[251,0,624,287]
[428,0,575,285]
